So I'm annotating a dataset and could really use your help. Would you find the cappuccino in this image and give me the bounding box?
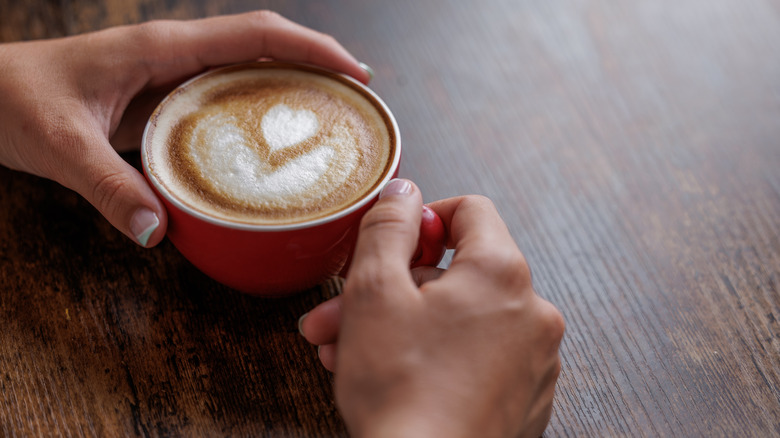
[144,63,394,225]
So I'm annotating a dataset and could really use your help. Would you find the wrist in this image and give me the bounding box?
[350,414,451,438]
[346,403,482,438]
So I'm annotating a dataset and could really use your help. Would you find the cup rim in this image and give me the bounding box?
[141,61,401,231]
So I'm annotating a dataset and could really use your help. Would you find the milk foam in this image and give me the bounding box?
[188,111,355,206]
[262,104,319,152]
[146,65,392,225]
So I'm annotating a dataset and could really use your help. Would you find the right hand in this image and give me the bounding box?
[300,179,565,438]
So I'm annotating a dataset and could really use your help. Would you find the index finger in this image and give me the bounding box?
[130,11,370,88]
[425,195,533,294]
[426,195,514,250]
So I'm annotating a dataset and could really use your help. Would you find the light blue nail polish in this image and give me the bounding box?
[298,313,308,337]
[131,209,160,247]
[359,62,375,82]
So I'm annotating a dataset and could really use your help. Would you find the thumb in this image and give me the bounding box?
[62,134,167,247]
[348,179,422,285]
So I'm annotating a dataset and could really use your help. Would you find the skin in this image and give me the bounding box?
[0,11,370,247]
[300,179,565,438]
[0,12,565,436]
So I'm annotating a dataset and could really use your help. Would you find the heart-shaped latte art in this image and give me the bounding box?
[261,104,319,152]
[186,111,358,209]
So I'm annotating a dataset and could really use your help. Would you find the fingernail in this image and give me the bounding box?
[380,178,413,199]
[130,208,159,247]
[298,313,308,337]
[359,62,375,82]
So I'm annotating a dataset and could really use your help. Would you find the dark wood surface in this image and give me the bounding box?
[1,0,779,436]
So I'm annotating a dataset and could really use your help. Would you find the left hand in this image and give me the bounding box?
[0,11,370,246]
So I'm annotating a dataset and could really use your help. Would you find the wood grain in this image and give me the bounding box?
[1,0,778,436]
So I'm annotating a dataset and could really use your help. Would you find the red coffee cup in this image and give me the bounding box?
[141,62,445,296]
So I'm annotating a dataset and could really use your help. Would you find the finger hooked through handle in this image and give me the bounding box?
[339,204,447,278]
[410,205,447,269]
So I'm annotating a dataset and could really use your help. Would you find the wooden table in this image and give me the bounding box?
[1,0,778,436]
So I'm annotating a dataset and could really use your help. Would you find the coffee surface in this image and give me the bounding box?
[146,65,393,225]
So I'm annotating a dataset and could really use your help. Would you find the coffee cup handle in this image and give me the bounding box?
[338,205,447,279]
[410,205,447,269]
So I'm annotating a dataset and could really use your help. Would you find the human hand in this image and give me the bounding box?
[299,179,565,438]
[0,11,370,247]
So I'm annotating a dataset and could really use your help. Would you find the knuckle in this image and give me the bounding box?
[460,194,498,215]
[499,248,531,277]
[131,20,167,46]
[536,299,566,345]
[317,32,339,46]
[127,19,157,38]
[551,357,562,380]
[128,20,174,60]
[91,171,133,217]
[343,264,396,308]
[347,264,384,292]
[462,243,531,287]
[94,21,173,80]
[37,110,87,183]
[247,9,285,25]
